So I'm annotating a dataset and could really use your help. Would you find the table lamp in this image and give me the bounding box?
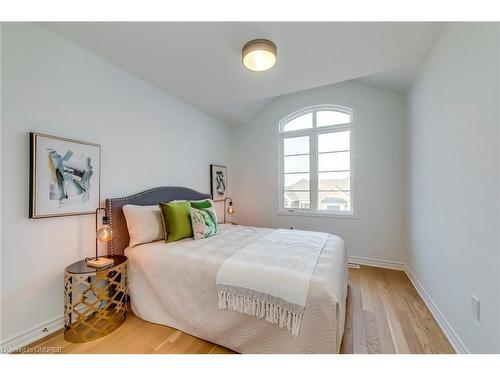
[86,207,115,268]
[224,197,235,224]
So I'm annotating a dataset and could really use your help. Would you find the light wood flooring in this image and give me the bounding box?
[25,265,454,354]
[340,266,453,354]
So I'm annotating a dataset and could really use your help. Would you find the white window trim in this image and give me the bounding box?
[278,104,356,218]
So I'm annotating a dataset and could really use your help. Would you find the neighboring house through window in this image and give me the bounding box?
[279,105,353,215]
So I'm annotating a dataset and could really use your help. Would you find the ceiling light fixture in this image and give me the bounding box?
[242,39,277,72]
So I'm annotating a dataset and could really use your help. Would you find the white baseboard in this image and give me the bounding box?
[347,255,468,354]
[347,256,406,271]
[404,266,469,354]
[0,314,64,353]
[1,258,469,354]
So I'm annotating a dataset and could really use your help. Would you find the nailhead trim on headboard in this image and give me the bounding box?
[105,186,211,256]
[107,199,114,256]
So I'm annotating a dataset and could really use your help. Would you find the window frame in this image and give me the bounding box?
[278,105,355,218]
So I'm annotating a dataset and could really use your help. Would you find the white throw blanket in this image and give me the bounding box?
[216,229,328,336]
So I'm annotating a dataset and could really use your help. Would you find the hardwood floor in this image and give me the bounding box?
[340,266,453,354]
[25,312,235,354]
[25,265,454,354]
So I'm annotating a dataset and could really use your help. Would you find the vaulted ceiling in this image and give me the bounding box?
[41,22,444,124]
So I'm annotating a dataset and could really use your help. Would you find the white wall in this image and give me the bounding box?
[230,82,408,263]
[407,23,500,353]
[0,23,231,344]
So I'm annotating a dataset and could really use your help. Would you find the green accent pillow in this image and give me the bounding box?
[190,199,219,240]
[190,207,218,240]
[190,199,213,209]
[159,201,193,243]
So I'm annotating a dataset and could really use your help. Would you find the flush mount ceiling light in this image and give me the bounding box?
[242,39,277,72]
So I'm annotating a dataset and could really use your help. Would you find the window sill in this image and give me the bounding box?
[276,210,358,219]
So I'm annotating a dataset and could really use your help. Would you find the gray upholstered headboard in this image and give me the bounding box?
[105,186,211,255]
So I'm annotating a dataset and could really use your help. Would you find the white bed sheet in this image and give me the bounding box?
[125,224,348,353]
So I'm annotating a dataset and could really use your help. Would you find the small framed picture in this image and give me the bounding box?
[29,132,101,219]
[210,164,228,201]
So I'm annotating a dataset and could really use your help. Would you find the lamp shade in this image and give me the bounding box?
[242,39,277,71]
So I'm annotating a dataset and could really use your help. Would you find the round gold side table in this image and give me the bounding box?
[64,255,128,343]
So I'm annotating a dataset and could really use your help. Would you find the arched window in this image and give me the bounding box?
[279,105,353,215]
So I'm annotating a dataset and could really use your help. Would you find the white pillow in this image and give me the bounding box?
[122,204,164,247]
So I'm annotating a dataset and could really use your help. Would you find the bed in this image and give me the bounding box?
[106,186,348,354]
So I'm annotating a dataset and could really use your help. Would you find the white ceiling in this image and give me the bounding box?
[354,64,423,95]
[41,22,444,125]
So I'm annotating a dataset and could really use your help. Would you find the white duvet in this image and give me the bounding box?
[125,224,348,354]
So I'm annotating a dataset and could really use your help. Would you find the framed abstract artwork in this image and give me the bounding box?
[210,164,227,201]
[29,132,101,219]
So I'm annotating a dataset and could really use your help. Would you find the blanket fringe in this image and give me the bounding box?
[218,291,302,336]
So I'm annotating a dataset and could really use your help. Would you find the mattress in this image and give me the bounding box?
[125,224,348,354]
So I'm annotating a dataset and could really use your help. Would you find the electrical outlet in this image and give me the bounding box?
[471,295,480,321]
